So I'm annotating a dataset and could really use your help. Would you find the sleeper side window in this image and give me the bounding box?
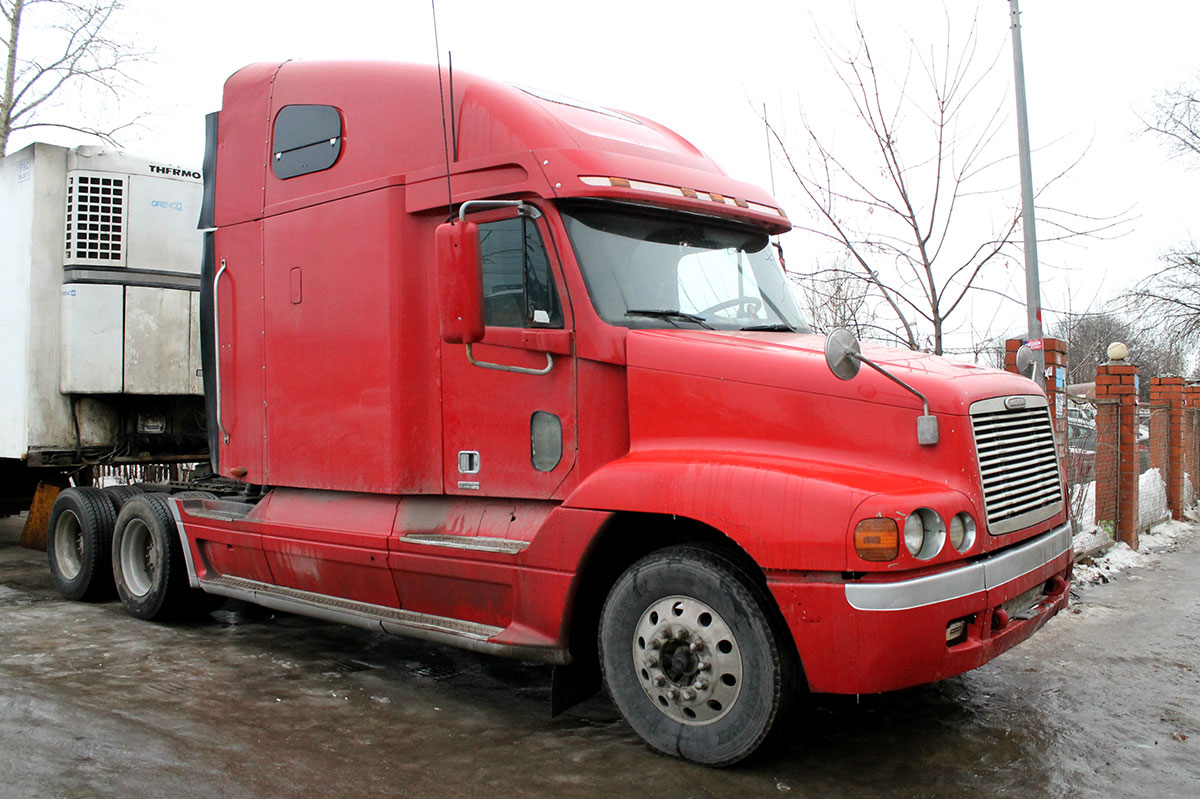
[272,105,343,179]
[478,216,563,328]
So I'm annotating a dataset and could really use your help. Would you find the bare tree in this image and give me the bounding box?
[1127,247,1200,353]
[1052,310,1185,397]
[794,259,879,340]
[1137,80,1200,356]
[1145,79,1200,162]
[1,0,143,156]
[769,9,1119,355]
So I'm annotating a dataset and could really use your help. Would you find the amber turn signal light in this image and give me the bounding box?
[854,518,899,562]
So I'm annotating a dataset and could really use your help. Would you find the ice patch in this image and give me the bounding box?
[1072,512,1197,588]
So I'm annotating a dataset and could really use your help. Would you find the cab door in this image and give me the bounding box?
[439,208,577,499]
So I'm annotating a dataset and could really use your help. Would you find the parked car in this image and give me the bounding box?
[1067,420,1097,485]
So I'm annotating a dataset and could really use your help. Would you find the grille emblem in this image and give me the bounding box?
[1004,396,1027,410]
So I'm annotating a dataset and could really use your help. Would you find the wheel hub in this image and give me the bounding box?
[53,510,84,580]
[632,595,742,725]
[120,518,158,598]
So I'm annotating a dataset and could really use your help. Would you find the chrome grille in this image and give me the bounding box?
[970,396,1063,535]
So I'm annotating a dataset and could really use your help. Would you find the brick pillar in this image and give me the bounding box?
[1186,383,1200,502]
[1003,338,1024,375]
[1094,361,1140,549]
[1007,337,1068,458]
[1149,377,1186,519]
[1042,338,1068,449]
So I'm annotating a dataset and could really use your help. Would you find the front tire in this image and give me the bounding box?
[599,546,796,766]
[46,487,117,601]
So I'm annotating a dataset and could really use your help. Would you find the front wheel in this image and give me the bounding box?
[598,546,797,766]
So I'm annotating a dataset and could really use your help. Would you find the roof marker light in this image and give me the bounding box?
[578,176,787,219]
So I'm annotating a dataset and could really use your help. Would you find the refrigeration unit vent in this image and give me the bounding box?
[65,172,126,265]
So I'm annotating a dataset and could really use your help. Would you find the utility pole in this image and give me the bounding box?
[1009,0,1045,387]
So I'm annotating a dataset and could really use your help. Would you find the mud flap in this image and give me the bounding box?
[550,660,601,717]
[19,483,61,551]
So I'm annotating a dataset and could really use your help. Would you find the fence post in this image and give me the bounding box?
[1186,383,1200,504]
[1042,338,1068,450]
[1094,355,1140,549]
[1149,376,1186,519]
[1003,339,1023,375]
[1004,337,1067,433]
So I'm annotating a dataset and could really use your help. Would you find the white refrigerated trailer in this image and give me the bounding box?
[1,143,206,514]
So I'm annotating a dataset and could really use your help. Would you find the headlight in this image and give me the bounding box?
[904,508,946,560]
[904,511,925,556]
[949,512,976,553]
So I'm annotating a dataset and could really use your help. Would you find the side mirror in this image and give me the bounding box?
[436,221,485,344]
[1015,344,1036,380]
[824,328,862,381]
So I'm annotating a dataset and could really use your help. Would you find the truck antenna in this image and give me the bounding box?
[764,103,777,197]
[764,102,785,268]
[449,51,458,162]
[432,0,454,222]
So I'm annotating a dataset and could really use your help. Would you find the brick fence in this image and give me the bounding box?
[1006,339,1198,549]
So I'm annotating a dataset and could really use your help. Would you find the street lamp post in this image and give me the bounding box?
[1009,0,1045,387]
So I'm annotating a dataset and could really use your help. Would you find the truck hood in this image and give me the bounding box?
[624,330,1040,415]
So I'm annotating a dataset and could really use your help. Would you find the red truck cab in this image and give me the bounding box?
[51,61,1071,766]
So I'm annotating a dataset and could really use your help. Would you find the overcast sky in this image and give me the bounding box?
[12,0,1198,355]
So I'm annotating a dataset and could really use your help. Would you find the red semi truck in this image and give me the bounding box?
[45,61,1072,765]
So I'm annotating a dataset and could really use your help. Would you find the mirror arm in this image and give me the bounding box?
[852,353,930,418]
[851,353,938,446]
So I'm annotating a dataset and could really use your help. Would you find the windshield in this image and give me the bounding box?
[559,202,810,332]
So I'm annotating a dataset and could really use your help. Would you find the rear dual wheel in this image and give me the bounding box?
[46,487,117,601]
[599,546,797,766]
[112,494,210,620]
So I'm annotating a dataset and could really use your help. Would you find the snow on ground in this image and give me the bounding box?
[1070,467,1198,588]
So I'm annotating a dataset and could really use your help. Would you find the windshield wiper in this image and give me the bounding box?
[739,323,795,332]
[625,309,713,329]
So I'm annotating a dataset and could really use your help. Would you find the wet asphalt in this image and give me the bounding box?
[0,513,1196,798]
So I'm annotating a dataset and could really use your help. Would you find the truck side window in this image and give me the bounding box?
[478,216,563,328]
[272,105,343,179]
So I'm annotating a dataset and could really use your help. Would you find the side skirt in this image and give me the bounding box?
[198,575,570,666]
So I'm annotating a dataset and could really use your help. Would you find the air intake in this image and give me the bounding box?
[65,172,127,265]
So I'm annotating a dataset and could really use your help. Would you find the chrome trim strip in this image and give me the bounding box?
[970,394,1048,415]
[845,524,1071,612]
[987,501,1064,537]
[401,533,529,554]
[983,523,1072,590]
[199,574,569,665]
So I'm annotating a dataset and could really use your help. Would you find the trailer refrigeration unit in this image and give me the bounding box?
[43,62,1073,766]
[0,144,206,514]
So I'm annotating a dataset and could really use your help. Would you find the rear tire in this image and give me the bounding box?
[111,494,195,620]
[173,490,219,501]
[102,484,146,512]
[46,487,117,601]
[599,546,796,766]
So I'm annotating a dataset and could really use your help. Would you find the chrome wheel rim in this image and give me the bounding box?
[632,595,743,725]
[119,519,158,597]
